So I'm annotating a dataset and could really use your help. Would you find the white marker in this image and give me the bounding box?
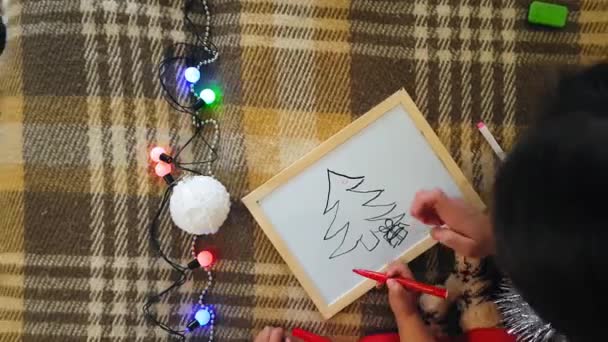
[477,122,506,161]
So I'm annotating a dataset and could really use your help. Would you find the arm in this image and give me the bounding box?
[254,327,304,342]
[396,314,435,342]
[384,263,436,342]
[254,327,287,342]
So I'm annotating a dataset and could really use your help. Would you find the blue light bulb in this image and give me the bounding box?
[184,67,201,83]
[194,308,211,326]
[200,88,216,104]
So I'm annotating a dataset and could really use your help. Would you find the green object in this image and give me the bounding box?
[200,88,216,105]
[528,1,568,28]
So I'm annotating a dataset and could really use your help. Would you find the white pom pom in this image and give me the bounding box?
[169,176,231,235]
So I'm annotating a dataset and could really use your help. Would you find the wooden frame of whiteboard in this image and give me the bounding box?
[242,89,485,319]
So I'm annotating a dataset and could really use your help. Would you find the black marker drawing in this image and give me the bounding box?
[377,218,409,248]
[323,169,410,259]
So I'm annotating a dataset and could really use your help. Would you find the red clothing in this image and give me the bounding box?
[359,328,516,342]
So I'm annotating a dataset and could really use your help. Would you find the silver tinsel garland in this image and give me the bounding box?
[495,279,567,342]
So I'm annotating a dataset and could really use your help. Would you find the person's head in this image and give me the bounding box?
[493,63,608,341]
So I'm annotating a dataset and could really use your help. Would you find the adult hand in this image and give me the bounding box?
[410,189,495,258]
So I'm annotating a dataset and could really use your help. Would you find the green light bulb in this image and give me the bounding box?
[200,89,216,105]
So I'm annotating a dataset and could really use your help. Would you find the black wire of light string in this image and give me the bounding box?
[157,42,218,117]
[158,0,218,118]
[144,0,220,339]
[149,0,219,277]
[143,121,219,340]
[172,121,219,175]
[144,183,189,341]
[184,0,213,50]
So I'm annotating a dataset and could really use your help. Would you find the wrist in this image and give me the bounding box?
[397,315,436,342]
[396,313,430,339]
[394,307,420,323]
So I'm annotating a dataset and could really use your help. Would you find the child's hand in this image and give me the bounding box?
[254,327,286,342]
[382,261,419,321]
[382,262,437,342]
[254,326,303,342]
[410,189,495,258]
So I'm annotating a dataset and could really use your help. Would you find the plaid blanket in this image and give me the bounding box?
[1,0,606,341]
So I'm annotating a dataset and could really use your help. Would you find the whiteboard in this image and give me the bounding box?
[243,90,484,319]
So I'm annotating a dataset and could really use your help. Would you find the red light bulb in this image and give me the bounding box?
[155,162,172,177]
[150,146,167,163]
[196,250,214,268]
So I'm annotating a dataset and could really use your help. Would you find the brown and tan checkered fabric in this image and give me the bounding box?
[1,0,607,341]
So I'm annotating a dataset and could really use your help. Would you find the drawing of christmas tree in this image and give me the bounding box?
[323,169,409,259]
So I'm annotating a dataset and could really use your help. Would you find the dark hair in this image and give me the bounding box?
[493,63,608,341]
[0,15,5,56]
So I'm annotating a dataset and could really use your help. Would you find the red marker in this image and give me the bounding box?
[353,269,448,299]
[292,328,331,342]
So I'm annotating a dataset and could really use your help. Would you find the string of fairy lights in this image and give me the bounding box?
[143,0,224,340]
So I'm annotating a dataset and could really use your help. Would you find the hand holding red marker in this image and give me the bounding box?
[353,269,447,299]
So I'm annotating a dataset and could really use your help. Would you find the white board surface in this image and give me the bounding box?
[257,104,464,306]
